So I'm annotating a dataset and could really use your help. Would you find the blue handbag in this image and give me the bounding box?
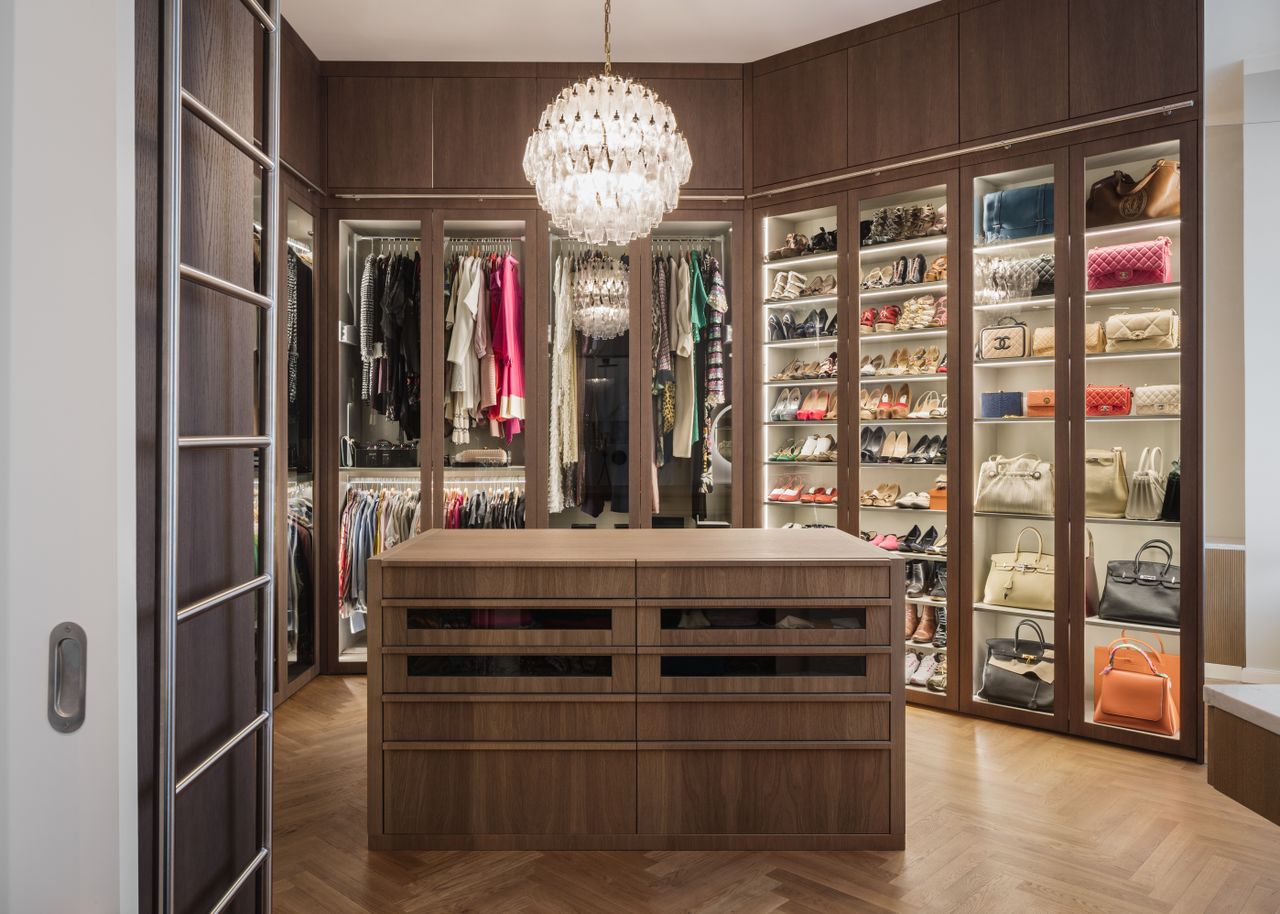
[982,182,1054,243]
[981,391,1024,418]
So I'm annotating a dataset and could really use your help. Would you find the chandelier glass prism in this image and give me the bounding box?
[523,0,692,246]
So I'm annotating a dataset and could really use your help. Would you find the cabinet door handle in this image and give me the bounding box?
[48,622,87,733]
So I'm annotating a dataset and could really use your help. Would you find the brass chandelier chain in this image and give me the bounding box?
[603,0,612,75]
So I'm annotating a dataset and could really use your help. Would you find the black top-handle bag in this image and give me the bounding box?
[977,619,1055,711]
[1097,539,1180,628]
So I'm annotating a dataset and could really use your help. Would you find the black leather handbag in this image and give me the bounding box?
[1160,460,1181,521]
[977,619,1055,712]
[1097,539,1180,627]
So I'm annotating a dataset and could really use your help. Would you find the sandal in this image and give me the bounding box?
[892,383,911,420]
[862,354,884,376]
[875,384,895,419]
[826,391,838,419]
[908,391,941,419]
[929,296,948,327]
[875,304,902,332]
[859,389,874,421]
[770,359,802,381]
[860,307,877,334]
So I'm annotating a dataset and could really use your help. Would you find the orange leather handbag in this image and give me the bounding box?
[1093,633,1180,711]
[1093,641,1180,736]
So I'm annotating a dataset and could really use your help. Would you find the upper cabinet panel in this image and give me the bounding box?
[959,0,1068,141]
[752,51,848,188]
[433,77,542,189]
[643,77,744,191]
[1069,0,1198,116]
[848,18,959,167]
[326,76,432,190]
[280,20,324,186]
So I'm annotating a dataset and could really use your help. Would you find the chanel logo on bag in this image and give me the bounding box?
[993,335,1012,351]
[1117,269,1132,281]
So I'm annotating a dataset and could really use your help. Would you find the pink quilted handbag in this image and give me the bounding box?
[1086,236,1172,290]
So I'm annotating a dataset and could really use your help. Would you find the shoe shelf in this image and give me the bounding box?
[860,419,947,427]
[971,602,1054,621]
[858,328,947,342]
[973,417,1054,424]
[764,251,839,270]
[1084,616,1180,635]
[973,356,1054,369]
[859,235,948,257]
[763,293,839,309]
[973,233,1055,253]
[763,378,838,388]
[859,461,946,469]
[858,374,946,386]
[972,294,1055,313]
[906,595,946,607]
[763,420,837,427]
[764,336,838,349]
[860,505,945,514]
[762,500,838,510]
[859,281,947,300]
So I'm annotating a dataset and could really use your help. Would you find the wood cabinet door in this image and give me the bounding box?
[642,77,744,191]
[752,51,848,188]
[959,0,1068,141]
[280,19,324,185]
[1068,0,1199,117]
[847,18,958,167]
[326,76,432,190]
[433,77,542,189]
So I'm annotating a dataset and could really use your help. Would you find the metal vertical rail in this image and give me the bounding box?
[158,0,280,911]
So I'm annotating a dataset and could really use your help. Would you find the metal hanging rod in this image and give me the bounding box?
[446,236,525,243]
[354,235,420,243]
[346,477,423,487]
[443,480,528,489]
[331,192,745,202]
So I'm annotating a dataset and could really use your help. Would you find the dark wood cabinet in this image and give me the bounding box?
[1069,0,1199,116]
[642,77,744,191]
[280,18,324,186]
[752,51,848,188]
[326,76,432,190]
[847,18,958,166]
[959,0,1068,140]
[433,77,541,189]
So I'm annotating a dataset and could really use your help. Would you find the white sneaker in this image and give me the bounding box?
[905,651,922,684]
[910,652,938,687]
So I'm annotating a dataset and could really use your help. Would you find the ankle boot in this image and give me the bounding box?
[905,561,927,597]
[930,563,948,599]
[932,607,947,648]
[912,605,937,643]
[904,604,919,641]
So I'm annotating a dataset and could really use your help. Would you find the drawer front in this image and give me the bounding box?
[637,650,891,694]
[638,601,891,646]
[383,564,633,600]
[384,601,635,647]
[636,564,890,600]
[637,746,891,835]
[637,697,890,741]
[384,696,636,741]
[384,649,637,694]
[384,746,637,835]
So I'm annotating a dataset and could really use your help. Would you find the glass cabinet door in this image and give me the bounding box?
[547,234,634,528]
[964,154,1069,729]
[438,218,530,529]
[1075,133,1191,752]
[853,178,954,707]
[335,218,424,665]
[759,201,841,530]
[649,221,736,528]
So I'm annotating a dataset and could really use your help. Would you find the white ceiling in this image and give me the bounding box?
[282,0,934,63]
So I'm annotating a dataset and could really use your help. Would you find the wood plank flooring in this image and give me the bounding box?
[273,677,1280,914]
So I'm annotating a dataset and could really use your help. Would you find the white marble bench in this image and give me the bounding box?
[1204,684,1280,827]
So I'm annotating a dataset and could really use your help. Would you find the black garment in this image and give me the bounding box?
[579,336,629,518]
[286,252,314,472]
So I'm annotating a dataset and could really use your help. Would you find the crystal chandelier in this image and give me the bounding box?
[523,0,692,245]
[572,251,630,341]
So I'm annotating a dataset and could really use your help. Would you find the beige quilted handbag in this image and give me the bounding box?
[979,317,1028,360]
[1125,447,1167,521]
[1032,327,1055,357]
[1085,447,1129,518]
[974,453,1054,516]
[983,526,1056,611]
[1104,309,1180,352]
[1134,384,1180,416]
[1085,321,1106,353]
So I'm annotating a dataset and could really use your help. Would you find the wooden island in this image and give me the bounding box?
[367,528,904,850]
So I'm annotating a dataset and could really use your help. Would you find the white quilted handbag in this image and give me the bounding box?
[1104,309,1180,352]
[1125,447,1167,521]
[1133,384,1181,416]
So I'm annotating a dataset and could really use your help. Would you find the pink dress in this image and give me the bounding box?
[491,254,525,441]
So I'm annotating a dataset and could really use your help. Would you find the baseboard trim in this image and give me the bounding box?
[1241,667,1280,684]
[1206,663,1244,683]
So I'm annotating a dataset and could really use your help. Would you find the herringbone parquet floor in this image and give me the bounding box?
[272,677,1280,914]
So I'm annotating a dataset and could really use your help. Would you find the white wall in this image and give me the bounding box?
[1,0,138,910]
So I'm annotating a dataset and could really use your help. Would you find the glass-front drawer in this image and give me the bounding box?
[384,647,635,693]
[383,600,635,646]
[637,600,890,645]
[637,648,890,694]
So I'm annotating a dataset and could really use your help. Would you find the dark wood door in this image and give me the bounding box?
[847,18,958,167]
[433,77,542,189]
[751,51,848,188]
[326,76,433,190]
[280,18,324,186]
[1069,0,1199,116]
[959,0,1068,141]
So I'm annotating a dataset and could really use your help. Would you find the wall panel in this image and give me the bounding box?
[752,51,848,188]
[326,76,432,190]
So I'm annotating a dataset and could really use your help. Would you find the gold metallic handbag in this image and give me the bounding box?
[1085,447,1129,518]
[983,526,1056,611]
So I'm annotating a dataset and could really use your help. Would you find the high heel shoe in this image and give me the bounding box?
[875,384,895,419]
[880,347,907,377]
[825,391,838,419]
[821,310,838,336]
[879,430,900,463]
[861,426,886,462]
[859,389,875,421]
[781,310,796,339]
[916,436,943,465]
[908,391,941,420]
[860,426,872,452]
[913,526,939,554]
[928,529,948,555]
[888,430,911,463]
[903,436,931,463]
[795,389,821,420]
[931,435,948,465]
[768,313,785,341]
[781,388,802,421]
[891,384,911,420]
[861,354,884,376]
[899,524,923,551]
[806,389,830,420]
[769,388,792,421]
[770,359,801,381]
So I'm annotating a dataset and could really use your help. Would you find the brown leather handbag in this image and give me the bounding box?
[1086,159,1181,228]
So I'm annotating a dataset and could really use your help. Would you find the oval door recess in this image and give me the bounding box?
[47,622,87,733]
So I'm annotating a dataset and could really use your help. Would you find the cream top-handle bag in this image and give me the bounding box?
[1125,446,1166,521]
